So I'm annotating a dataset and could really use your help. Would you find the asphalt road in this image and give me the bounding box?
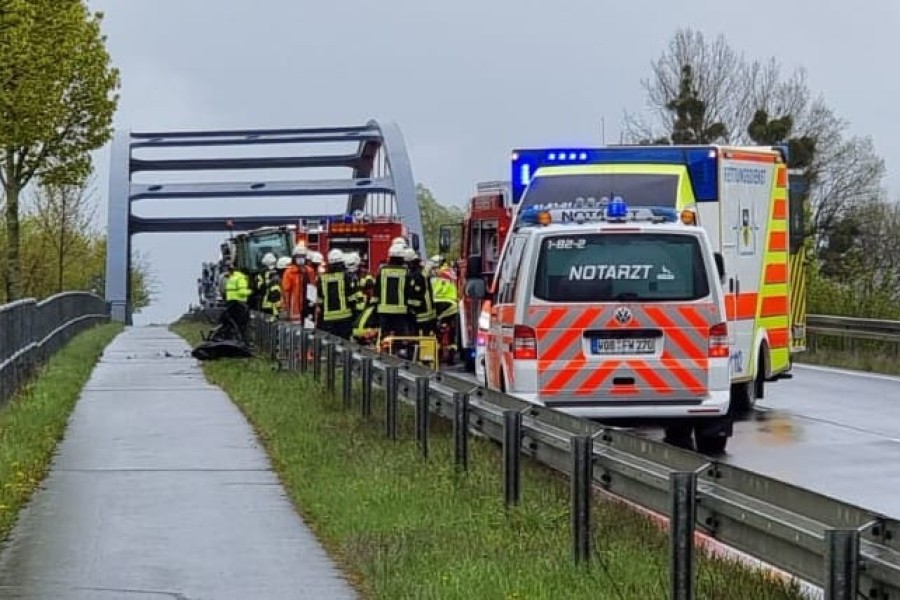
[721,364,900,518]
[451,362,900,518]
[0,327,357,600]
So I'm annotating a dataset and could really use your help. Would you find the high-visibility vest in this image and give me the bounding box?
[225,271,251,302]
[319,271,353,321]
[261,274,282,311]
[374,266,408,315]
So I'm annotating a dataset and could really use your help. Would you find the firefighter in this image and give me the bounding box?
[274,256,291,319]
[260,258,283,321]
[372,243,412,340]
[405,248,436,337]
[249,252,276,311]
[343,252,367,315]
[431,258,459,355]
[282,245,316,324]
[316,249,359,340]
[309,251,325,276]
[223,262,251,341]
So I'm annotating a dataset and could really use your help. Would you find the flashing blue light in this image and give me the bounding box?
[510,146,721,204]
[518,205,540,226]
[343,214,354,224]
[607,197,628,218]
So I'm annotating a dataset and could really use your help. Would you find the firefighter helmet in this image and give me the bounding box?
[327,249,344,264]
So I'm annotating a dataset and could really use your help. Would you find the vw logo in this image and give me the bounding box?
[614,306,633,325]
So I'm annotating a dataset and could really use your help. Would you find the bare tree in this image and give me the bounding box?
[28,175,98,293]
[622,27,886,246]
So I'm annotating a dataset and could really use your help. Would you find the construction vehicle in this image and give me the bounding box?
[438,181,513,372]
[504,144,806,412]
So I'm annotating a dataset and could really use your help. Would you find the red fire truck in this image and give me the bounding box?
[294,212,420,273]
[439,181,513,372]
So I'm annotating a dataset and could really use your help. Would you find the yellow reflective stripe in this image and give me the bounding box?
[322,273,352,320]
[789,248,807,351]
[756,171,791,373]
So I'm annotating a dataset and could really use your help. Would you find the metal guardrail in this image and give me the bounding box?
[247,315,900,600]
[807,314,900,347]
[0,292,110,405]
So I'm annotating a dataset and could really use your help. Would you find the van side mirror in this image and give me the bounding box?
[714,252,725,283]
[467,255,482,278]
[438,226,452,254]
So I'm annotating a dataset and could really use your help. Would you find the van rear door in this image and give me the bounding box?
[527,231,722,406]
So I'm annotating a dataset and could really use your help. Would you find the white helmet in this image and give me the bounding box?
[292,244,307,256]
[309,251,323,264]
[388,244,406,258]
[403,248,418,262]
[261,252,277,268]
[344,252,361,271]
[391,236,408,248]
[276,256,291,269]
[327,249,344,264]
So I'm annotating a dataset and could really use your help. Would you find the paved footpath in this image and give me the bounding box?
[0,326,357,600]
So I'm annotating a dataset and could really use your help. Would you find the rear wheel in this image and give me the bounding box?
[695,432,728,455]
[755,346,767,399]
[729,380,756,415]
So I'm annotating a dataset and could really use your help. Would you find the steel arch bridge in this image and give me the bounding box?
[104,119,420,324]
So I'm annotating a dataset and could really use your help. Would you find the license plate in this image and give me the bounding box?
[590,337,656,355]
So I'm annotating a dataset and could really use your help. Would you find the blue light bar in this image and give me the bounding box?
[510,146,721,204]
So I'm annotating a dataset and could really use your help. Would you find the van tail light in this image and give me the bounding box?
[513,325,537,359]
[708,322,729,358]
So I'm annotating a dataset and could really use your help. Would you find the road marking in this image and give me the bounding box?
[793,363,900,384]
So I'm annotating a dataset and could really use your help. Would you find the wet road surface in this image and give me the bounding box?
[721,364,900,518]
[0,327,357,600]
[452,363,900,517]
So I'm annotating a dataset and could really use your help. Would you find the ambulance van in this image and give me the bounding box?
[483,197,734,454]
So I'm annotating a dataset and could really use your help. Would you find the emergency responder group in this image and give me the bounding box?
[221,237,459,357]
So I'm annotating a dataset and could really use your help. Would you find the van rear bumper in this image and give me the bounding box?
[511,390,730,420]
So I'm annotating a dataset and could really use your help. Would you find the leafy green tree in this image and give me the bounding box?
[417,184,465,258]
[0,0,120,300]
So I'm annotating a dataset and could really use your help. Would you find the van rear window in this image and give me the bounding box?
[533,233,710,302]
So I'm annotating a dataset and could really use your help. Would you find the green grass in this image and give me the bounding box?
[0,322,123,540]
[172,320,806,600]
[795,347,900,375]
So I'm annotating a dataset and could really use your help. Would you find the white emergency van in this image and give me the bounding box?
[482,197,734,454]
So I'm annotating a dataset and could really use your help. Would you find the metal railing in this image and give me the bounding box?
[0,292,110,405]
[248,316,900,600]
[807,314,900,344]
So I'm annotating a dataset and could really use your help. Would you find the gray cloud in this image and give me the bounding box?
[86,0,900,324]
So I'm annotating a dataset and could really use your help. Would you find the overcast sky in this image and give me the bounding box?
[86,0,900,325]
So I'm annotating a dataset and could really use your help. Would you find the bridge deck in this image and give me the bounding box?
[0,327,356,599]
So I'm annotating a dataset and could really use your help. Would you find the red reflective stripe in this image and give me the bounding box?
[539,308,601,364]
[776,167,788,188]
[677,306,708,331]
[765,264,787,284]
[644,307,704,361]
[760,296,788,317]
[769,231,787,252]
[769,327,789,349]
[544,357,586,395]
[773,199,786,220]
[661,352,706,394]
[724,293,758,320]
[633,359,674,394]
[574,360,620,396]
[534,307,568,332]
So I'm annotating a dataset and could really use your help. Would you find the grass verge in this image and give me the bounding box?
[795,347,900,376]
[173,320,805,600]
[0,322,123,541]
